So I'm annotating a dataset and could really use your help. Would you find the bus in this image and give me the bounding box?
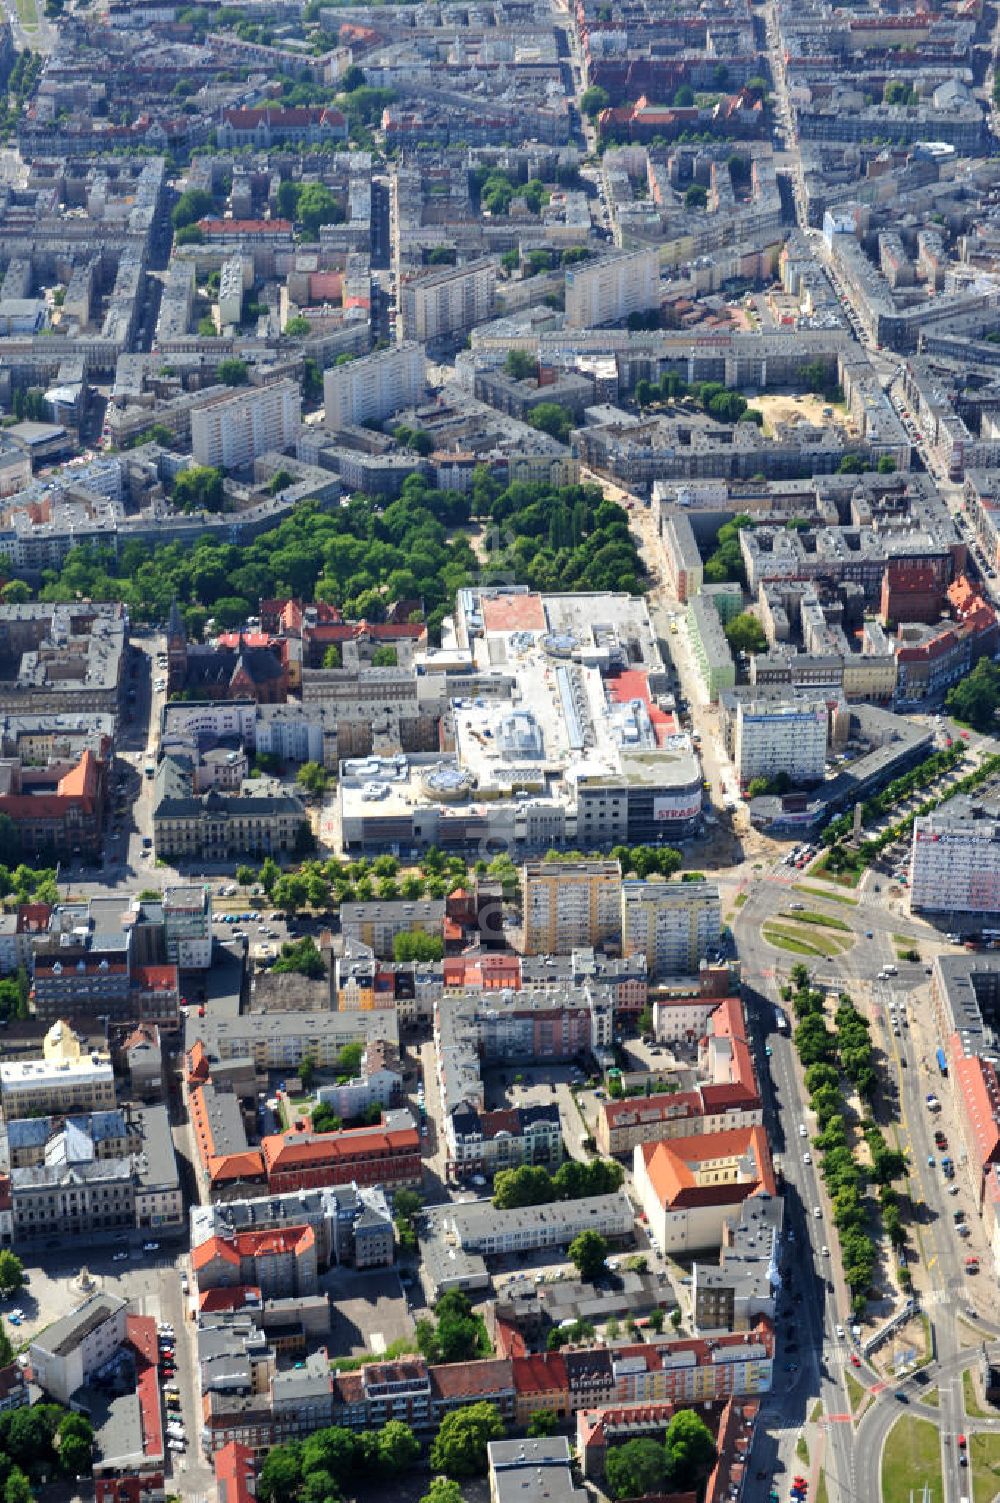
[775,1007,789,1035]
[936,1046,949,1077]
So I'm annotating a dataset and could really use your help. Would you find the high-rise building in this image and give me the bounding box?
[522,860,622,955]
[910,798,1000,915]
[732,698,828,789]
[399,259,496,344]
[163,884,213,969]
[324,342,426,430]
[564,249,659,329]
[621,878,721,978]
[191,379,301,470]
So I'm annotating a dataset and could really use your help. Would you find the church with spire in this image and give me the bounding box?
[165,602,288,704]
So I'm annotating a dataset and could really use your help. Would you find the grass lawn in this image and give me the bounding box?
[923,1388,939,1407]
[734,892,748,908]
[811,851,865,888]
[964,1368,995,1420]
[762,926,828,958]
[845,1371,865,1413]
[814,1473,829,1503]
[777,908,852,932]
[13,0,37,28]
[793,882,859,907]
[796,1435,809,1464]
[881,1415,942,1503]
[810,1400,823,1423]
[970,1431,1000,1503]
[763,923,850,959]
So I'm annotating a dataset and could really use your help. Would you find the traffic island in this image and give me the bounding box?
[881,1415,942,1503]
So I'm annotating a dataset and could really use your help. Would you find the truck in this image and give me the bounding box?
[936,1047,949,1077]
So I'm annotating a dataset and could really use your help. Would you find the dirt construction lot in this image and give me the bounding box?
[754,392,855,437]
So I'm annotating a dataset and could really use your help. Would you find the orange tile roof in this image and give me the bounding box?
[637,1125,776,1209]
[953,1046,1000,1172]
[57,748,99,800]
[261,1123,418,1170]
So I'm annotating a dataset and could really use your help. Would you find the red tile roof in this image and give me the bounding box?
[430,1358,514,1400]
[215,1441,257,1503]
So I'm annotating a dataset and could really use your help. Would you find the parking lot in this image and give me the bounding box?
[323,1268,416,1358]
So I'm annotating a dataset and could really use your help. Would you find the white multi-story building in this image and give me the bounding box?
[218,255,247,327]
[399,259,496,343]
[191,379,301,470]
[621,878,721,978]
[910,800,1000,915]
[324,342,426,429]
[30,1293,128,1404]
[733,698,828,790]
[564,249,659,329]
[163,885,213,970]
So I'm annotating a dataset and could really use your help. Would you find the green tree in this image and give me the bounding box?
[175,224,203,246]
[285,315,311,337]
[258,1443,304,1503]
[724,611,767,655]
[174,465,224,513]
[297,761,330,799]
[946,657,1000,731]
[684,183,708,209]
[0,1252,23,1298]
[527,1410,560,1437]
[172,187,213,228]
[429,1403,505,1477]
[273,936,326,980]
[393,931,444,962]
[527,403,573,443]
[372,645,398,667]
[605,1438,668,1500]
[420,1481,463,1503]
[376,1421,420,1473]
[664,1410,716,1490]
[877,454,896,473]
[0,581,30,605]
[57,1412,94,1476]
[296,183,343,237]
[568,1229,608,1281]
[260,856,281,894]
[504,350,536,380]
[322,643,342,668]
[673,84,695,107]
[581,84,610,118]
[4,1471,32,1503]
[218,358,249,387]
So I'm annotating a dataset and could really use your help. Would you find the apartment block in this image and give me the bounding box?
[732,698,828,790]
[30,1293,127,1404]
[323,342,426,429]
[340,899,446,960]
[190,380,301,470]
[564,249,659,329]
[687,596,736,701]
[398,259,496,343]
[522,860,622,955]
[620,878,721,978]
[910,798,1000,916]
[162,884,213,969]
